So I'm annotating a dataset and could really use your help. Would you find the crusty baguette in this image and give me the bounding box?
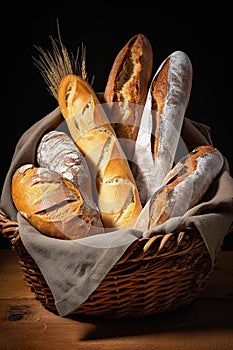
[36,130,97,210]
[132,50,193,206]
[103,33,153,160]
[11,164,104,239]
[57,74,142,229]
[148,145,224,229]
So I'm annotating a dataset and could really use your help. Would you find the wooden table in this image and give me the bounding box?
[0,249,232,350]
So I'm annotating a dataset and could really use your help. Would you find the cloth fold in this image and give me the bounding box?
[17,213,142,316]
[1,105,233,316]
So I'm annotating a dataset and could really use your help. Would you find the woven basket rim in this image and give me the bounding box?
[0,207,207,263]
[0,207,216,318]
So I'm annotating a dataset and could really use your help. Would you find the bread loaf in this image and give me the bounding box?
[148,145,224,229]
[11,164,104,239]
[36,130,97,210]
[103,33,153,160]
[132,50,193,206]
[57,74,142,229]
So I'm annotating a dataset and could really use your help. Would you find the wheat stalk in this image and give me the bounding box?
[32,20,92,99]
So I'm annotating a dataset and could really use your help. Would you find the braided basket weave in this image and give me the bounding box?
[0,207,215,319]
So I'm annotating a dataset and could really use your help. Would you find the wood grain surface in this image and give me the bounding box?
[0,249,232,350]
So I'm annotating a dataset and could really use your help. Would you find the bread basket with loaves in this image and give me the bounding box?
[1,32,233,319]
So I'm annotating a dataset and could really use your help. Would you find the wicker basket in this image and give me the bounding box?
[0,207,216,319]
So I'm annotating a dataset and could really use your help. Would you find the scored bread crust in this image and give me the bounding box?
[36,130,97,210]
[11,164,105,239]
[58,74,142,229]
[132,50,193,206]
[103,33,153,160]
[148,145,224,229]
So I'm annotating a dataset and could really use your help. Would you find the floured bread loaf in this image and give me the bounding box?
[36,130,97,210]
[132,50,193,206]
[148,145,224,229]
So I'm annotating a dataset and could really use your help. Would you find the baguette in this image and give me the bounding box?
[57,74,142,229]
[11,164,104,239]
[103,33,153,160]
[132,50,193,206]
[36,130,97,210]
[148,145,224,229]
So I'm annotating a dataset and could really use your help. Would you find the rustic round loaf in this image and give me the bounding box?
[11,164,105,239]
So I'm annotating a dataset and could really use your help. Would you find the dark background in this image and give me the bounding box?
[1,5,232,249]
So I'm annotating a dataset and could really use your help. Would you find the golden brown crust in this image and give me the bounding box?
[58,75,110,130]
[148,145,223,229]
[104,34,153,105]
[11,164,104,239]
[151,58,170,115]
[150,58,170,160]
[103,34,153,159]
[58,75,142,229]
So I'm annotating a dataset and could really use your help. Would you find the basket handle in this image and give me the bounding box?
[0,208,19,244]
